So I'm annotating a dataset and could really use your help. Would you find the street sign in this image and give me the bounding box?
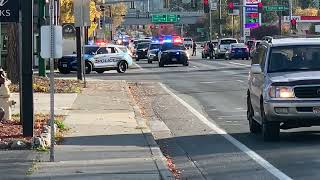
[210,0,218,11]
[152,14,167,23]
[167,14,177,22]
[315,25,320,33]
[246,6,258,13]
[41,26,63,59]
[244,28,251,36]
[74,0,91,27]
[0,0,20,22]
[264,5,288,12]
[151,14,180,23]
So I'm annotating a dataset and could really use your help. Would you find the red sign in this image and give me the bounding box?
[248,13,258,18]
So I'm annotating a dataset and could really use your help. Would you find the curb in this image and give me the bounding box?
[124,81,175,180]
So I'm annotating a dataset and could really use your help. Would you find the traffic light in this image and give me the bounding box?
[258,2,263,13]
[291,19,297,30]
[228,2,234,14]
[100,5,105,12]
[203,0,209,13]
[99,18,104,29]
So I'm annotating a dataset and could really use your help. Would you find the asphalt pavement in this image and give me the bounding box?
[57,54,320,180]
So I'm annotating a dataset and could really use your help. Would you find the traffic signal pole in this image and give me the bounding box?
[21,0,34,137]
[38,0,46,77]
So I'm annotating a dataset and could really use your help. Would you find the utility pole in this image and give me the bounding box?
[109,5,113,41]
[209,9,212,40]
[219,0,222,37]
[38,0,46,77]
[289,0,293,31]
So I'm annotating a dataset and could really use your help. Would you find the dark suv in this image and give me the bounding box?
[247,38,320,141]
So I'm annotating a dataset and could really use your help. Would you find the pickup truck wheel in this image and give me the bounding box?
[85,62,92,74]
[58,68,70,74]
[261,105,280,141]
[117,61,127,73]
[247,95,261,133]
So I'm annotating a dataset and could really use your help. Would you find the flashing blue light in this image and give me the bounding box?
[152,40,160,43]
[163,39,172,43]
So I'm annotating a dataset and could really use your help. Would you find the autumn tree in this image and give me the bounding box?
[294,7,319,16]
[60,0,101,36]
[110,3,127,33]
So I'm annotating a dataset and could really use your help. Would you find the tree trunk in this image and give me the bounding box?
[5,23,20,84]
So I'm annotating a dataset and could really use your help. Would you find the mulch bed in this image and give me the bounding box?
[9,76,83,93]
[0,114,64,146]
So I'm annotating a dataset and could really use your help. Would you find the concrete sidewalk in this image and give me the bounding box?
[30,80,172,180]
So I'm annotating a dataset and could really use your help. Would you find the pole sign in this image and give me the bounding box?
[0,0,20,22]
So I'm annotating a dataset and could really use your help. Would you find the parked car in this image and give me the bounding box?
[225,43,249,60]
[215,38,238,59]
[247,38,320,141]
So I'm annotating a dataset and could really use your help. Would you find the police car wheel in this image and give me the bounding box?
[85,62,92,74]
[96,69,105,74]
[58,68,70,74]
[117,61,127,73]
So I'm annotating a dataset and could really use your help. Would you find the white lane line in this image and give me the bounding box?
[237,80,245,83]
[228,62,251,67]
[199,81,217,84]
[159,83,293,180]
[134,62,143,70]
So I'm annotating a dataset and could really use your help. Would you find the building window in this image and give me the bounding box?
[164,0,169,8]
[130,1,135,9]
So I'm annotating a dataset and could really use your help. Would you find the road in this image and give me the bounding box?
[60,57,320,180]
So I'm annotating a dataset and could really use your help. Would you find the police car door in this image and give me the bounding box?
[94,47,119,68]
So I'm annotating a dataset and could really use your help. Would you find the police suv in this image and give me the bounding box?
[58,44,133,74]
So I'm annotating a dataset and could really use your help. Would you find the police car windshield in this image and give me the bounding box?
[268,45,320,73]
[137,43,150,49]
[150,44,160,50]
[161,44,186,51]
[84,46,99,55]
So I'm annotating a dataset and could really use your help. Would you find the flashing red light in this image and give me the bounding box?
[258,2,263,8]
[228,2,234,9]
[96,40,106,46]
[173,36,183,44]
